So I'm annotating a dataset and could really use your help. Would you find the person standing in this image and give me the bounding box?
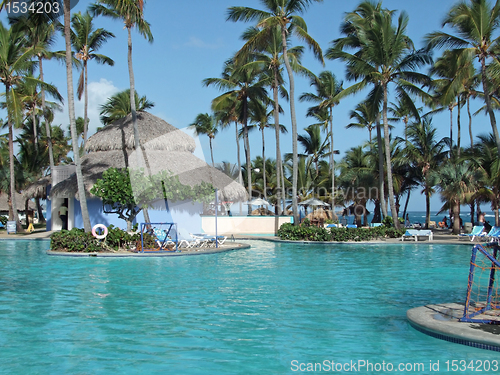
[59,203,68,230]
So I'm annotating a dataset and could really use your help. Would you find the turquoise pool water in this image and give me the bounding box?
[0,240,496,374]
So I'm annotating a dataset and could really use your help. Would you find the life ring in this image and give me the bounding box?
[92,224,108,240]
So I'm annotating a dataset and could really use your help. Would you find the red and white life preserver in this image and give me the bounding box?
[92,224,108,240]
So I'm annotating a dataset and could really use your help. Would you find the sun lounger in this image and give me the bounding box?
[152,228,177,251]
[485,226,500,242]
[401,229,433,241]
[458,225,485,241]
[191,233,227,247]
[177,228,204,248]
[346,224,357,228]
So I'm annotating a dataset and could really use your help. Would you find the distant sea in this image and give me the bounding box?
[338,210,496,226]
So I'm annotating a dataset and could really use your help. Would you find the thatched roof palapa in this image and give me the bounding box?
[85,111,196,153]
[0,192,36,212]
[51,112,248,202]
[23,176,51,199]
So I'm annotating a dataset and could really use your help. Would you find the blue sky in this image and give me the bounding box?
[1,0,495,212]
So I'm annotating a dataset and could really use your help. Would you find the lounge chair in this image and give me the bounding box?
[401,229,433,241]
[486,226,500,242]
[177,228,204,248]
[152,228,177,251]
[191,233,227,247]
[458,225,485,241]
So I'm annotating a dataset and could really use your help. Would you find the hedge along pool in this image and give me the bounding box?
[0,239,496,374]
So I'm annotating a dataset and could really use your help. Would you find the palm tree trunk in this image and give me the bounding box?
[32,107,38,151]
[449,105,453,155]
[329,107,335,213]
[402,189,411,221]
[236,121,243,215]
[209,137,214,167]
[261,127,267,201]
[281,28,298,225]
[273,69,282,233]
[25,199,30,228]
[127,26,151,225]
[127,27,140,153]
[6,85,21,232]
[64,0,91,232]
[480,57,500,159]
[36,197,45,223]
[39,56,54,169]
[83,60,89,152]
[467,96,473,148]
[281,159,286,213]
[452,199,460,235]
[425,185,431,229]
[383,84,399,228]
[242,98,252,214]
[376,115,387,218]
[457,95,461,158]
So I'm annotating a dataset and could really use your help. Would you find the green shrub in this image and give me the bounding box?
[50,225,140,252]
[0,216,7,226]
[277,223,405,242]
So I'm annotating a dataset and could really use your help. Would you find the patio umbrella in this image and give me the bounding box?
[298,198,330,207]
[247,198,272,206]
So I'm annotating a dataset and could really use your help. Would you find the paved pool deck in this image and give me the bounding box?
[407,303,500,352]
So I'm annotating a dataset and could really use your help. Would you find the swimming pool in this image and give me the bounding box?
[0,240,495,374]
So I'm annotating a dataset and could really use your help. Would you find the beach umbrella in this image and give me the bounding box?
[247,197,272,206]
[298,198,330,207]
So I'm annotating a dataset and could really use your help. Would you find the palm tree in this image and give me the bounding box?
[404,118,448,228]
[235,24,304,220]
[432,162,479,234]
[70,11,115,149]
[425,0,500,158]
[62,0,92,232]
[327,2,432,228]
[16,16,62,169]
[297,124,330,177]
[228,0,324,225]
[428,49,477,157]
[389,95,421,142]
[465,133,500,226]
[0,21,38,232]
[204,58,268,205]
[14,74,62,155]
[99,89,154,125]
[90,0,153,156]
[300,71,348,211]
[347,102,378,143]
[189,113,219,167]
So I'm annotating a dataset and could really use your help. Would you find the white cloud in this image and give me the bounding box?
[52,78,120,139]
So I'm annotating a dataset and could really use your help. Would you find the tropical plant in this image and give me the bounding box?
[0,21,38,232]
[327,1,432,228]
[70,11,115,148]
[431,161,479,234]
[425,0,500,158]
[99,89,154,125]
[300,70,349,210]
[228,0,324,225]
[204,58,268,207]
[189,113,219,167]
[403,118,448,228]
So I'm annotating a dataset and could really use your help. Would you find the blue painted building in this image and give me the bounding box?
[47,112,247,234]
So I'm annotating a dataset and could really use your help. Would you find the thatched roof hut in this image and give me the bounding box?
[0,192,36,212]
[51,112,247,202]
[23,176,51,199]
[85,111,196,153]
